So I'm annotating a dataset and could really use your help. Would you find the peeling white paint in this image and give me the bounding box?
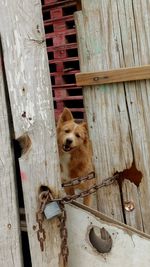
[6,36,10,49]
[26,98,35,119]
[2,0,8,6]
[15,72,21,86]
[45,86,49,95]
[14,30,21,58]
[20,57,25,74]
[15,15,18,22]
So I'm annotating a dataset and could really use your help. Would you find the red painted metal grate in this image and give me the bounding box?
[42,0,84,121]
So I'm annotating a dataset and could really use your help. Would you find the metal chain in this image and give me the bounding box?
[59,202,69,266]
[36,190,51,251]
[36,213,46,252]
[60,173,119,204]
[62,171,95,188]
[36,190,69,265]
[36,172,119,265]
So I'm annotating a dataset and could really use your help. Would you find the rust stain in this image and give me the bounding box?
[115,161,142,187]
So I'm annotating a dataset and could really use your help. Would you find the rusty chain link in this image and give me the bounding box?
[36,172,119,265]
[36,190,50,251]
[59,202,69,266]
[60,173,119,204]
[62,171,95,188]
[36,189,69,265]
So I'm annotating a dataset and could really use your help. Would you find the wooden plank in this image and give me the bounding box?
[0,1,62,266]
[0,43,23,266]
[76,65,150,86]
[122,180,143,230]
[67,203,150,267]
[115,0,150,234]
[75,10,129,224]
[75,0,150,233]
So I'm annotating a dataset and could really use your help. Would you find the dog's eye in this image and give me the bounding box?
[75,133,80,138]
[65,129,70,133]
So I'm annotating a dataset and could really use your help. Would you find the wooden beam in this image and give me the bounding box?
[76,65,150,86]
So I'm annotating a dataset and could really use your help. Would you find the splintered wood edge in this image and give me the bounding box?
[76,65,150,86]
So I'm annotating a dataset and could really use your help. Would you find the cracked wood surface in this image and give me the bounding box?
[75,0,150,233]
[0,1,61,266]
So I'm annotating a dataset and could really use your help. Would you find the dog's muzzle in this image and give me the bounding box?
[63,138,73,152]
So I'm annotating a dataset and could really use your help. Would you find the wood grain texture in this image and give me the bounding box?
[75,10,128,223]
[122,180,143,229]
[76,65,150,86]
[0,45,23,266]
[0,1,62,266]
[75,0,150,233]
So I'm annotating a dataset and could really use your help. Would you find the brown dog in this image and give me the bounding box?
[57,108,95,206]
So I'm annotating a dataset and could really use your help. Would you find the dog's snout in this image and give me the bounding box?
[66,138,73,145]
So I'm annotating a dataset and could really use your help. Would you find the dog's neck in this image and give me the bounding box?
[60,143,92,181]
[60,152,71,182]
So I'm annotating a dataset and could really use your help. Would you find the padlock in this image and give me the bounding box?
[43,201,62,220]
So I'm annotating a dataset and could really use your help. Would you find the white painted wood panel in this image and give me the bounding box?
[67,203,150,267]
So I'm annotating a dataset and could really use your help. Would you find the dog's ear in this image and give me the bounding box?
[81,122,88,132]
[57,108,73,128]
[81,122,89,143]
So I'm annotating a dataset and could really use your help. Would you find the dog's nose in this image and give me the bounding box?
[66,138,73,145]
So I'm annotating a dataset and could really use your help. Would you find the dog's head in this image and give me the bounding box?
[57,108,88,153]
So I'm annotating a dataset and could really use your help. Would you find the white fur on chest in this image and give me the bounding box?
[60,153,71,182]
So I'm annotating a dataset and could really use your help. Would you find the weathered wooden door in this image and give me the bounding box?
[1,0,150,266]
[75,0,150,235]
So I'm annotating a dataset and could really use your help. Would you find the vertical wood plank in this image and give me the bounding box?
[75,9,129,223]
[0,1,62,266]
[115,0,150,233]
[0,44,23,267]
[122,180,143,229]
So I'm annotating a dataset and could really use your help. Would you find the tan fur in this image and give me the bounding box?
[57,108,95,206]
